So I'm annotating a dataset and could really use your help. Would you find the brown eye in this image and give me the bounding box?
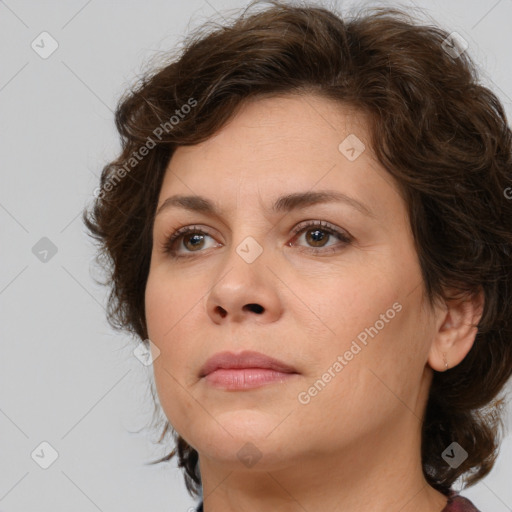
[304,227,331,247]
[182,232,206,251]
[290,220,352,254]
[161,226,220,258]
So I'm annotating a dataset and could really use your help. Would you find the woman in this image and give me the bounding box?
[83,1,512,511]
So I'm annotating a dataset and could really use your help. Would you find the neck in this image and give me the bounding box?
[198,413,449,512]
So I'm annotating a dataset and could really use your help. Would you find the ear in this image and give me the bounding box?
[427,288,484,372]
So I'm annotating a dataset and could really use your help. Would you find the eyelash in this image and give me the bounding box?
[160,220,353,259]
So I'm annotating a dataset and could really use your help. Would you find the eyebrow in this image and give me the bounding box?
[155,190,375,219]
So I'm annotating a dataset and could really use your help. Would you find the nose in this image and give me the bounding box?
[204,240,283,325]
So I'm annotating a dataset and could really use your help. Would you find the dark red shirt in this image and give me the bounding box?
[443,490,481,511]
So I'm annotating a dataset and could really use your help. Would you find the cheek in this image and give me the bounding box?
[297,301,430,442]
[152,359,199,447]
[145,275,201,439]
[336,292,434,418]
[144,274,193,385]
[145,269,212,382]
[305,264,430,396]
[319,272,403,346]
[144,269,200,340]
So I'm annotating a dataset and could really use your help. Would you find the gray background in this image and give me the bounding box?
[1,0,511,510]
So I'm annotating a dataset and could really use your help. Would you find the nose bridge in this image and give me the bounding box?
[223,202,272,265]
[219,228,267,290]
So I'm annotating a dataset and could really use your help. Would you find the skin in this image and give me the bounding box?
[145,94,483,512]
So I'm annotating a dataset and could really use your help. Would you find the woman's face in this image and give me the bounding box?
[145,94,440,470]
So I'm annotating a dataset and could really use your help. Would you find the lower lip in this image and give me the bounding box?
[204,368,297,390]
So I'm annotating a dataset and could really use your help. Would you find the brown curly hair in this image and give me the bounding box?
[82,0,512,499]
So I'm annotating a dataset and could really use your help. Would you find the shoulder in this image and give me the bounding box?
[442,490,482,512]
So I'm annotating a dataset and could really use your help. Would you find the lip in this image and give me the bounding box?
[203,368,297,390]
[199,350,298,378]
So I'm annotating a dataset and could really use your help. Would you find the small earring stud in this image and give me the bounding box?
[442,352,449,371]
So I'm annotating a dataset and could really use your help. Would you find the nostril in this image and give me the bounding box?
[244,303,264,314]
[216,306,227,318]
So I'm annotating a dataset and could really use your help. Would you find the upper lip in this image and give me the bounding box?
[199,350,298,377]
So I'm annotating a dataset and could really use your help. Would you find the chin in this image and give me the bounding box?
[196,437,299,472]
[191,413,295,457]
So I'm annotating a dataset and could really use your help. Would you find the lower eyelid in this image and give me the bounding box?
[290,231,351,252]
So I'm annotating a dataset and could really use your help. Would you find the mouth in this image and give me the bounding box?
[199,350,299,390]
[203,368,298,390]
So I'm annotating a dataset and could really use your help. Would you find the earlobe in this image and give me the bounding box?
[427,289,484,372]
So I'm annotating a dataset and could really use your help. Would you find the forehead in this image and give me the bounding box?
[200,93,370,157]
[161,94,372,182]
[155,93,402,222]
